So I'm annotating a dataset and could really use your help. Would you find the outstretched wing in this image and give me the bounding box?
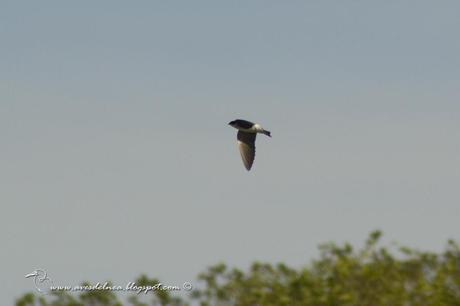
[237,131,257,171]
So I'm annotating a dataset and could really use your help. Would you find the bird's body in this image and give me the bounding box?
[228,119,271,171]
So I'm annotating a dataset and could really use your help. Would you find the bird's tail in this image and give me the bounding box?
[263,130,271,137]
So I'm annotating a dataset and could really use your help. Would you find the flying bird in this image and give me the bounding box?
[228,119,271,171]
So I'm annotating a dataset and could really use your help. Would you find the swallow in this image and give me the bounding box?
[228,119,271,171]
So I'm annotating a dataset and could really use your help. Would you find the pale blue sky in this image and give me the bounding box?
[1,1,460,304]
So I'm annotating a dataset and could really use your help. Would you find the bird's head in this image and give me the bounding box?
[25,271,38,278]
[228,120,236,127]
[25,269,47,280]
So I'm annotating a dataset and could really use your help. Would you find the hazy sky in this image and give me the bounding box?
[2,1,459,304]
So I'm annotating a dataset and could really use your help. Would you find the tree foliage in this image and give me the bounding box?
[16,231,460,306]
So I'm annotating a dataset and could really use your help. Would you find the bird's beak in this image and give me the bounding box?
[25,271,37,278]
